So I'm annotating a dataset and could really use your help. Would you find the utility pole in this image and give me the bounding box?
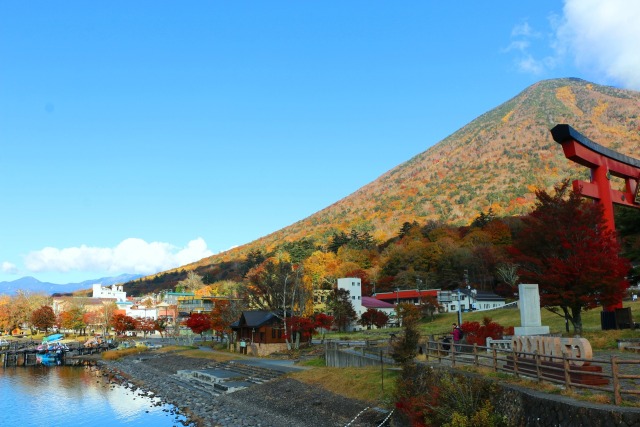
[457,288,462,325]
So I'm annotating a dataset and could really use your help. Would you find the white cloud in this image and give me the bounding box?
[2,262,19,274]
[505,19,557,74]
[503,40,530,53]
[24,238,213,276]
[516,54,545,75]
[557,0,640,89]
[511,22,539,38]
[505,1,640,88]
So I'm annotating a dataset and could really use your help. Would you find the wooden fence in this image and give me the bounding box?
[423,338,640,405]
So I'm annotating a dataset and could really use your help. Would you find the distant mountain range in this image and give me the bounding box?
[0,274,143,296]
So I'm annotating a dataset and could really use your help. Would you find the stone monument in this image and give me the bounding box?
[514,283,550,336]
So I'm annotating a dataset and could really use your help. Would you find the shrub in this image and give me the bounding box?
[461,316,506,346]
[101,347,145,361]
[391,304,421,365]
[395,365,507,427]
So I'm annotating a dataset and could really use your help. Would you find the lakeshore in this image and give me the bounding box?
[98,349,391,427]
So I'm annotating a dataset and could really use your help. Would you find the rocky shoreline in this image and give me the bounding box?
[97,351,392,427]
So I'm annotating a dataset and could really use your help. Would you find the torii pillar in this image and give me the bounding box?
[551,124,640,317]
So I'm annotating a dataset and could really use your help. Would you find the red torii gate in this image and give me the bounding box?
[551,124,640,315]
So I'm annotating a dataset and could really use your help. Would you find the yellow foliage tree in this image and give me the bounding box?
[302,251,341,290]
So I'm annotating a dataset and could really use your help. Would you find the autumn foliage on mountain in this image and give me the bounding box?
[125,78,640,298]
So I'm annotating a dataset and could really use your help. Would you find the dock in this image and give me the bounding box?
[0,339,111,367]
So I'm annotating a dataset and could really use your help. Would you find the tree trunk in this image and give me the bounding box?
[571,305,583,335]
[561,306,571,333]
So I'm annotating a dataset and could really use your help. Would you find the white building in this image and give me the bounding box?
[437,289,506,313]
[128,305,158,320]
[338,277,364,315]
[92,284,127,303]
[337,277,396,330]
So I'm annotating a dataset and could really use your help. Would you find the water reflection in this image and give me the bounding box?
[0,366,189,427]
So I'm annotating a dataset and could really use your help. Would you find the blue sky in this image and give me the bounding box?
[1,1,639,285]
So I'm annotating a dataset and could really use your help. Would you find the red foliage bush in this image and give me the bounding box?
[461,316,506,346]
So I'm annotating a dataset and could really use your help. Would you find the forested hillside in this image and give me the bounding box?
[126,78,640,295]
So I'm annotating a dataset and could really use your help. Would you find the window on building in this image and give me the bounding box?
[451,305,456,311]
[352,296,356,300]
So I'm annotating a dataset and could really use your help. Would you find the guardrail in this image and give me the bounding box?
[423,337,640,405]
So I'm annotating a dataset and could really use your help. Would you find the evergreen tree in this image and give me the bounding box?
[391,304,420,365]
[326,288,356,331]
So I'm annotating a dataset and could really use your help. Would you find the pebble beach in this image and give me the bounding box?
[97,350,391,427]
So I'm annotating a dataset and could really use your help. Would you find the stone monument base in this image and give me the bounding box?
[514,325,550,336]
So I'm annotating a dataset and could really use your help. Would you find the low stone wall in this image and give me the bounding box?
[495,385,640,426]
[247,342,288,357]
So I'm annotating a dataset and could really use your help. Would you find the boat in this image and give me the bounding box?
[36,352,62,366]
[42,333,64,343]
[36,334,68,365]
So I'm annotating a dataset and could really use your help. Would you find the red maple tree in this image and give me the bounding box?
[186,313,212,338]
[30,305,56,333]
[287,316,316,343]
[509,181,630,334]
[358,308,389,329]
[111,313,137,335]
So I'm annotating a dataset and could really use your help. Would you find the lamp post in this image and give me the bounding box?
[457,288,463,325]
[395,287,400,305]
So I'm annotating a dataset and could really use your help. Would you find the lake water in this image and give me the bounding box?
[0,365,191,427]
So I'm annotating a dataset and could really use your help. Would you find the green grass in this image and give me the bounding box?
[290,366,399,406]
[323,300,640,350]
[298,357,326,367]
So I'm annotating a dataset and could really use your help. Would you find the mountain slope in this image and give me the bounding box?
[158,78,640,277]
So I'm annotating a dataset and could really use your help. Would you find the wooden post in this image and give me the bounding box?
[451,343,456,368]
[437,340,442,364]
[473,343,478,367]
[535,350,542,382]
[611,355,621,405]
[380,349,384,394]
[563,352,572,391]
[512,349,519,378]
[492,348,498,372]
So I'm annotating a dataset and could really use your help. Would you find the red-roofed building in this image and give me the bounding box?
[375,288,505,314]
[374,289,439,306]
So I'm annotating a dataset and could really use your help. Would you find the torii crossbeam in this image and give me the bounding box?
[551,124,640,313]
